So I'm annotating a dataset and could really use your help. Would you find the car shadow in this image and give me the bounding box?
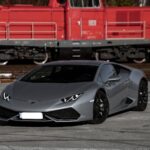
[108,108,135,118]
[1,108,136,127]
[3,121,88,127]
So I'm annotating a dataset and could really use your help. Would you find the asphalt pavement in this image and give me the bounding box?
[0,83,150,150]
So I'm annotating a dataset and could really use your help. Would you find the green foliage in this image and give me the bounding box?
[106,0,139,6]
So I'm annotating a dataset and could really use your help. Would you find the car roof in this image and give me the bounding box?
[44,60,108,66]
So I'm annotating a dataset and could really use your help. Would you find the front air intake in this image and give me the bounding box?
[0,106,18,119]
[45,108,80,120]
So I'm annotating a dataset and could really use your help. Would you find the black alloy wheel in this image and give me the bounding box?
[91,91,109,124]
[136,79,148,111]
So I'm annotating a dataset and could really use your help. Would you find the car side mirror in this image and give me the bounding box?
[104,76,121,87]
[108,76,121,82]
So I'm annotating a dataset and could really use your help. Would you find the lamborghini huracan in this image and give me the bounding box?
[0,61,148,124]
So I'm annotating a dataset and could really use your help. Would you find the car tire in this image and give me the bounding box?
[91,90,109,124]
[0,121,7,126]
[136,79,148,111]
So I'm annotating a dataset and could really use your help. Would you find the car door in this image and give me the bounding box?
[99,64,128,114]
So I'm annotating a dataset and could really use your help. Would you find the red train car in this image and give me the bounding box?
[0,0,150,64]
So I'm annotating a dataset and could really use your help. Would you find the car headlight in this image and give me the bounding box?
[1,92,11,101]
[61,94,82,103]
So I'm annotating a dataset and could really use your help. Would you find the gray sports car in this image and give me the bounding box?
[0,61,148,124]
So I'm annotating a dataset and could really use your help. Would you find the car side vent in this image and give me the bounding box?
[45,108,80,120]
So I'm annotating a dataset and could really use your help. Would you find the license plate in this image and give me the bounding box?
[19,112,43,120]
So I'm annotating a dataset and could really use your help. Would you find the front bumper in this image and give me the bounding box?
[0,106,82,123]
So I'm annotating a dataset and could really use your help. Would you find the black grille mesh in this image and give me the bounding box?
[0,106,18,119]
[45,108,80,120]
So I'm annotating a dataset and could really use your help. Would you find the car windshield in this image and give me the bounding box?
[21,65,98,83]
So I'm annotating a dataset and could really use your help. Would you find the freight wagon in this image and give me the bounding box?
[1,0,150,64]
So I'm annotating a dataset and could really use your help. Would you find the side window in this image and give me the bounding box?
[7,0,49,6]
[70,0,83,7]
[113,64,130,78]
[57,0,66,5]
[70,0,100,7]
[83,0,92,7]
[100,64,117,82]
[93,0,100,7]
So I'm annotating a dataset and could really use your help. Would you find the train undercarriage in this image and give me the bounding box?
[0,41,150,65]
[0,46,50,65]
[0,0,150,65]
[95,46,149,63]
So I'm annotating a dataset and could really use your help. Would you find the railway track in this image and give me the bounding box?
[126,63,150,78]
[0,65,36,83]
[0,63,150,83]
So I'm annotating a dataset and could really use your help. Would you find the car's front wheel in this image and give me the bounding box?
[0,121,7,126]
[91,91,109,124]
[136,79,148,111]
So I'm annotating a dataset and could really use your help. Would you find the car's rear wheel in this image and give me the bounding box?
[91,91,109,124]
[136,79,148,111]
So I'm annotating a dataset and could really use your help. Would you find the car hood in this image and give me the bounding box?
[0,81,97,111]
[12,81,93,101]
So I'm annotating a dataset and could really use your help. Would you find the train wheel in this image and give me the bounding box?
[33,52,49,65]
[94,52,99,61]
[0,61,8,66]
[133,58,146,64]
[0,54,9,65]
